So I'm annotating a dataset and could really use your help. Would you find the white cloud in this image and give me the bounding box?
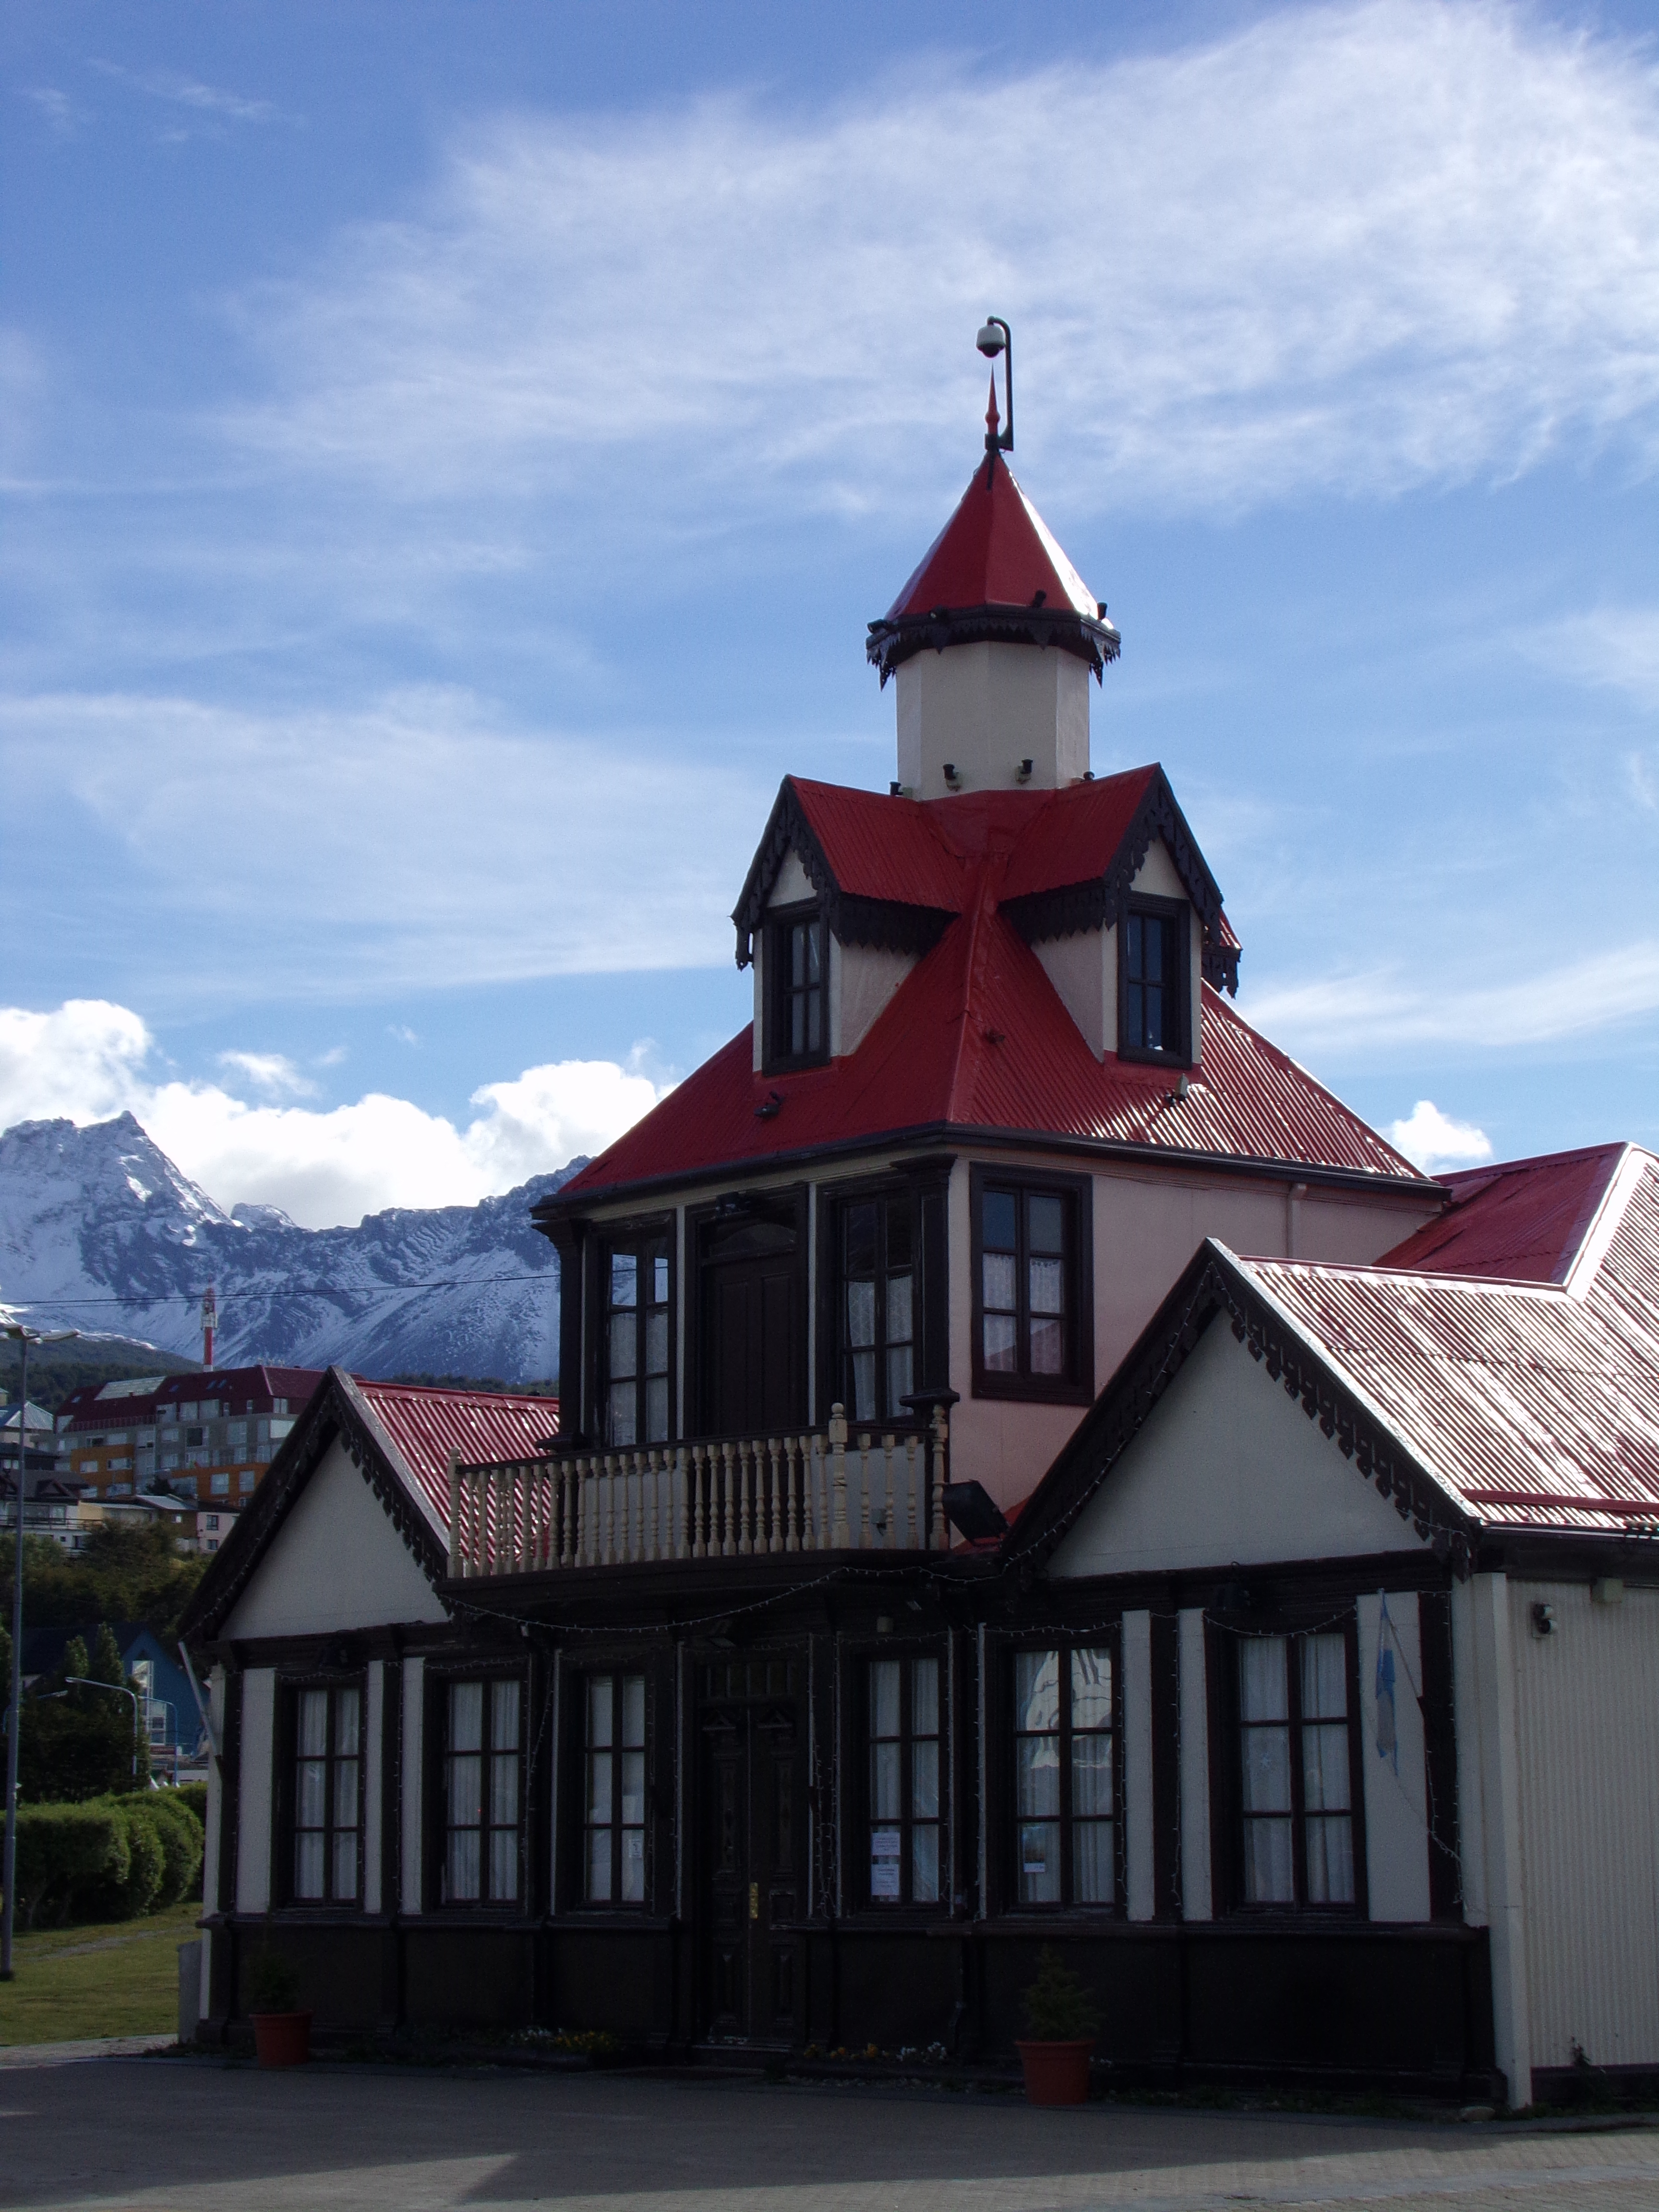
[1387,1099,1494,1174]
[225,0,1659,518]
[1241,941,1659,1057]
[217,1050,314,1095]
[90,60,279,127]
[0,998,669,1228]
[1539,605,1659,709]
[0,686,760,990]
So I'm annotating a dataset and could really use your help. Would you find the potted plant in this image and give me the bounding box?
[246,1945,311,2068]
[1015,1945,1100,2105]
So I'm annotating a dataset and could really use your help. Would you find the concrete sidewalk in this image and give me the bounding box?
[0,2056,1656,2211]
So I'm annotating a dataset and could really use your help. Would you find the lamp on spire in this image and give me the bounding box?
[975,316,1012,454]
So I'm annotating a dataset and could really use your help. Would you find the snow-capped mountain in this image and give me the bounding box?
[0,1114,585,1382]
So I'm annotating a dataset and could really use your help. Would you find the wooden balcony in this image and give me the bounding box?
[447,1404,950,1577]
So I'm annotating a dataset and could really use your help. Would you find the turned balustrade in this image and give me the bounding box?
[446,1403,950,1576]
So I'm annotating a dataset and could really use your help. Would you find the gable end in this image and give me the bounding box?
[1005,1246,1476,1581]
[732,781,955,968]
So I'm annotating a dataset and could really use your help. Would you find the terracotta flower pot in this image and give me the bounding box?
[1016,2038,1094,2105]
[251,2010,313,2068]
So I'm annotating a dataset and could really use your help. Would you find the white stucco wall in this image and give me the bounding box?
[235,1667,275,1914]
[834,940,918,1057]
[895,641,1091,800]
[1034,927,1113,1059]
[223,1439,448,1640]
[1048,1319,1425,1579]
[1508,1577,1659,2076]
[401,1656,425,1913]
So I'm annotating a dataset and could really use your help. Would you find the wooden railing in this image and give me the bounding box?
[447,1403,950,1576]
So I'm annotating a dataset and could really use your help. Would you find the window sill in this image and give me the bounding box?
[1115,1042,1193,1070]
[970,1373,1094,1407]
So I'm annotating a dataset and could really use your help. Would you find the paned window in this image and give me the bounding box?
[584,1673,647,1904]
[867,1654,942,1906]
[1237,1631,1357,1908]
[291,1683,361,1904]
[974,1177,1087,1397]
[767,909,826,1067]
[1121,902,1188,1060]
[604,1236,671,1446]
[840,1193,915,1424]
[1012,1647,1115,1907]
[443,1678,522,1906]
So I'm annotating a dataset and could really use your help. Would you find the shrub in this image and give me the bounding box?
[122,1790,203,1907]
[172,1780,208,1829]
[80,1799,166,1922]
[1021,1946,1102,2043]
[11,1800,130,1927]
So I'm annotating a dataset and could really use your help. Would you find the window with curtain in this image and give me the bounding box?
[1236,1629,1357,1908]
[1120,899,1189,1061]
[443,1677,523,1906]
[839,1192,916,1425]
[866,1653,942,1906]
[291,1683,361,1904]
[583,1672,647,1905]
[1012,1646,1116,1907]
[604,1235,671,1447]
[767,908,827,1067]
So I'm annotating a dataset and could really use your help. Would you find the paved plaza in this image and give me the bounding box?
[1,2051,1657,2212]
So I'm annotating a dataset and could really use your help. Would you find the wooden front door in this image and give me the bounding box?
[701,1657,804,2044]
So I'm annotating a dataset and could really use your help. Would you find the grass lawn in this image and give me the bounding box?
[0,1899,202,2045]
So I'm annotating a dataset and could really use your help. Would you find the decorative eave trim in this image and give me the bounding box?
[1000,769,1234,990]
[865,603,1121,685]
[1002,1243,1478,1583]
[730,778,956,968]
[179,1366,451,1645]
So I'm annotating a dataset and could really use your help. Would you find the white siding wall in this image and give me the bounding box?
[235,1667,276,1914]
[1510,1577,1659,2074]
[401,1656,425,1913]
[1357,1592,1431,1923]
[223,1440,447,1639]
[1465,1573,1533,2106]
[1122,1611,1154,1920]
[1178,1609,1213,1920]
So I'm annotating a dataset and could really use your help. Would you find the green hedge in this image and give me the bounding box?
[8,1791,204,1928]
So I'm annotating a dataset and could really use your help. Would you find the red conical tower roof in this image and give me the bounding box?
[867,439,1120,685]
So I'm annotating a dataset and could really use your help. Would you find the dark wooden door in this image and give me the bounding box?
[701,1680,803,2045]
[705,1256,799,1437]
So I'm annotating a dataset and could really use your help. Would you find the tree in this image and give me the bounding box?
[89,1623,123,1689]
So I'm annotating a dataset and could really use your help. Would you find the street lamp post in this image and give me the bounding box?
[1,1323,77,1981]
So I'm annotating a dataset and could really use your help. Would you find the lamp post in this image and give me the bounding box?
[1,1323,77,1981]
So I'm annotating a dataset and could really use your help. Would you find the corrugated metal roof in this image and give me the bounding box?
[884,451,1100,623]
[347,1376,558,1532]
[1241,1151,1659,1536]
[788,779,968,914]
[562,853,1422,1201]
[1378,1145,1627,1284]
[997,769,1157,902]
[60,1364,325,1431]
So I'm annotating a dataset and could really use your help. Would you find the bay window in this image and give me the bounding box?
[866,1653,942,1907]
[1012,1646,1116,1908]
[289,1681,361,1905]
[1234,1626,1361,1910]
[442,1677,523,1907]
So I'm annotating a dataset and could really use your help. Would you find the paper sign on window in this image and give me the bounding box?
[870,1827,901,1899]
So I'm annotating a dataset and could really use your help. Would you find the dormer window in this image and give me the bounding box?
[1120,897,1190,1064]
[767,904,827,1070]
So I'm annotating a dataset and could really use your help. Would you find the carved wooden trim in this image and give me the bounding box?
[731,780,955,967]
[1000,769,1227,958]
[865,603,1121,685]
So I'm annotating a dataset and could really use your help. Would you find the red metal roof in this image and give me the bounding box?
[1240,1148,1659,1536]
[60,1364,325,1431]
[788,779,968,914]
[563,838,1421,1202]
[885,450,1100,623]
[1377,1144,1627,1285]
[997,768,1159,902]
[346,1375,558,1533]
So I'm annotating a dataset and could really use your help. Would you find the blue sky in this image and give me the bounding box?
[3,0,1658,1227]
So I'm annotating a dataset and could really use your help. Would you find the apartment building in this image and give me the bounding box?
[57,1366,324,1509]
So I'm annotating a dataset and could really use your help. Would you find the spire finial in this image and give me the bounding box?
[985,373,1000,448]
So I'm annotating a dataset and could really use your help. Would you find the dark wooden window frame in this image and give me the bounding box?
[969,1163,1094,1406]
[276,1671,366,1911]
[859,1644,948,1913]
[1003,1635,1125,1915]
[763,900,830,1074]
[424,1663,529,1916]
[1117,892,1192,1068]
[1208,1608,1370,1920]
[598,1218,677,1448]
[577,1210,675,1450]
[576,1665,652,1911]
[814,1159,952,1432]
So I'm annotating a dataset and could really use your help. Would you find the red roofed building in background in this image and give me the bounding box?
[184,325,1659,2111]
